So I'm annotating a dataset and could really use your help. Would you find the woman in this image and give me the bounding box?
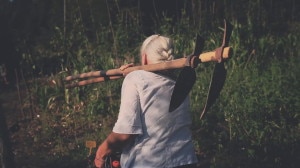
[95,35,198,168]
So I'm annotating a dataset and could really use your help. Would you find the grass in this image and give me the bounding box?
[2,1,299,167]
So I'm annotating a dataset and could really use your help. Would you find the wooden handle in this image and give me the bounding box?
[199,47,232,62]
[65,76,122,88]
[65,70,112,81]
[64,47,233,84]
[122,58,187,75]
[65,58,187,81]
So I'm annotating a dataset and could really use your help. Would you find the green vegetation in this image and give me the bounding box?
[1,0,299,167]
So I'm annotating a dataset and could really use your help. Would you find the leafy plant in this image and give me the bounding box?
[5,0,299,167]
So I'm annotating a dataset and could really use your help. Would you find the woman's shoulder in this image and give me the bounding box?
[125,70,151,78]
[124,70,159,84]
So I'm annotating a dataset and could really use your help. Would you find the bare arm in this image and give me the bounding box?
[94,132,136,168]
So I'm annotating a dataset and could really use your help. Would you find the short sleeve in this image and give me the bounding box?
[113,72,143,135]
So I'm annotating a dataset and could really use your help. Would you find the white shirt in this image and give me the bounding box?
[113,70,198,168]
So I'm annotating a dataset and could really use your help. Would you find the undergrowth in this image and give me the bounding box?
[3,0,299,167]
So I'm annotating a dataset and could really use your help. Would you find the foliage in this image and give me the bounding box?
[1,0,299,167]
[191,21,300,167]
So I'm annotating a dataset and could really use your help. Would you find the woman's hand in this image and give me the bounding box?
[94,132,136,167]
[119,63,134,76]
[94,141,111,168]
[94,156,106,168]
[94,147,108,168]
[119,63,134,71]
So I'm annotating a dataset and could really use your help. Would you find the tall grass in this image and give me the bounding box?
[190,21,300,167]
[13,0,300,167]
